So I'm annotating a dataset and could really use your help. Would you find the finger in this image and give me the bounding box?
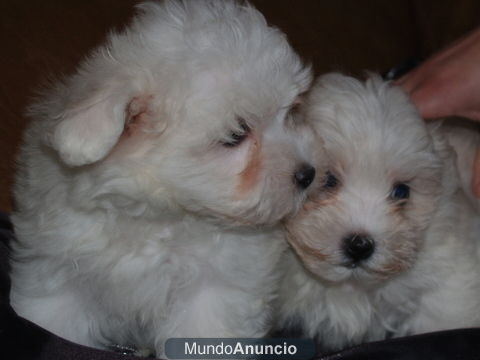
[395,71,419,91]
[458,110,480,122]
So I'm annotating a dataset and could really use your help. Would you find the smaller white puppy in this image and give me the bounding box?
[275,73,480,351]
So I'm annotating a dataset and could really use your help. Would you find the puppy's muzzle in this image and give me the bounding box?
[342,233,375,264]
[294,164,316,189]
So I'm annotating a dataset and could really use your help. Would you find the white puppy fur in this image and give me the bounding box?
[275,73,480,351]
[10,0,317,355]
[437,119,480,211]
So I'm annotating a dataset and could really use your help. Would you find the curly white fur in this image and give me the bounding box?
[9,1,317,356]
[275,73,480,351]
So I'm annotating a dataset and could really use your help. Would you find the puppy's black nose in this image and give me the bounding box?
[343,233,375,262]
[294,165,316,189]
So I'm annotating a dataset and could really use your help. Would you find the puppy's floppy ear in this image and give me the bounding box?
[427,121,460,192]
[46,73,160,167]
[426,121,449,159]
[49,89,132,166]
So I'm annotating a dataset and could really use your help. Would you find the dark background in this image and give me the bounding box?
[1,0,479,212]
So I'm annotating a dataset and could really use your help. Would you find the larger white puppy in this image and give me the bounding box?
[10,0,316,355]
[276,73,480,351]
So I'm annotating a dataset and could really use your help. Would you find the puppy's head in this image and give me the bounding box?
[38,0,317,226]
[286,73,450,284]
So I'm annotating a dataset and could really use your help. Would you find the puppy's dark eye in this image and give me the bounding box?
[391,183,410,200]
[222,119,250,147]
[323,171,339,189]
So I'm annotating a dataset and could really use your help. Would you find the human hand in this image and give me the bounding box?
[397,27,480,197]
[397,27,480,121]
